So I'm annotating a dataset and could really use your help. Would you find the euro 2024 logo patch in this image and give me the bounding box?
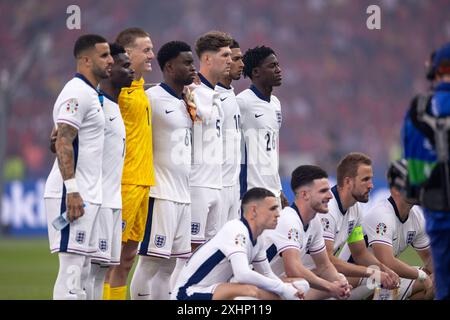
[287,228,300,243]
[376,222,387,235]
[321,217,330,231]
[63,98,79,114]
[234,234,246,247]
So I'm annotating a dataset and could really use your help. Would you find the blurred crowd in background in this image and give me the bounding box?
[1,0,449,182]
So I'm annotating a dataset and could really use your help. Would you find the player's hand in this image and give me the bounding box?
[66,192,85,222]
[328,281,351,300]
[50,127,57,153]
[281,282,304,300]
[379,270,398,290]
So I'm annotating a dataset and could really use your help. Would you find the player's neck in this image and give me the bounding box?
[134,71,144,81]
[163,78,184,98]
[392,193,413,220]
[219,76,232,88]
[296,200,315,225]
[252,82,272,100]
[199,68,219,87]
[338,186,356,212]
[99,80,120,103]
[77,68,100,88]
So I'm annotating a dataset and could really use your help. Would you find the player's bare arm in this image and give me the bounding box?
[349,239,399,289]
[372,243,423,279]
[283,248,349,299]
[325,240,371,278]
[55,123,85,222]
[417,248,433,275]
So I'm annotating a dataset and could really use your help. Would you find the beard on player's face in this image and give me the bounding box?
[351,188,370,203]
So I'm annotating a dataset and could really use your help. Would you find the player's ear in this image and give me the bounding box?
[252,67,259,79]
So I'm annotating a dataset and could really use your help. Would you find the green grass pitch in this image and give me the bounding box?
[0,237,423,299]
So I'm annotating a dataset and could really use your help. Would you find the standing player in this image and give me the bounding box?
[189,31,232,246]
[172,188,304,300]
[315,152,399,299]
[363,159,434,299]
[83,44,134,300]
[263,165,352,300]
[129,41,197,300]
[216,38,244,227]
[43,34,113,300]
[107,28,156,300]
[237,46,283,204]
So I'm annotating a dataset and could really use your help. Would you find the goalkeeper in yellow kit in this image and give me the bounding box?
[106,28,156,300]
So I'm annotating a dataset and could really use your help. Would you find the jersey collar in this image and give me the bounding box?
[198,73,215,90]
[388,196,409,224]
[74,73,98,92]
[291,203,309,232]
[217,82,231,90]
[240,217,257,246]
[98,89,116,104]
[331,185,346,215]
[250,84,270,103]
[160,83,182,100]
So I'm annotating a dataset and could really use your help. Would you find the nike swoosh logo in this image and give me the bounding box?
[137,293,151,297]
[109,116,117,121]
[165,110,175,114]
[127,89,135,94]
[255,114,264,118]
[220,97,228,102]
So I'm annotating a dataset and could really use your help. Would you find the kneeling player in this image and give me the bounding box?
[172,188,304,300]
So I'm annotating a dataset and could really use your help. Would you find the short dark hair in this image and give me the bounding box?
[157,41,192,71]
[115,27,150,48]
[336,152,372,187]
[387,159,408,190]
[230,39,240,49]
[242,45,275,79]
[291,165,328,192]
[109,43,126,57]
[73,34,108,58]
[195,30,233,58]
[241,187,275,207]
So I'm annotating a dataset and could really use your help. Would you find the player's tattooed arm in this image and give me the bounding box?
[55,123,85,222]
[55,123,77,180]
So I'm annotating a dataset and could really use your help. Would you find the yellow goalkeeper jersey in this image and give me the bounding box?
[118,78,155,186]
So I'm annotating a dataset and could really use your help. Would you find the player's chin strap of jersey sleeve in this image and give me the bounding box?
[347,225,364,244]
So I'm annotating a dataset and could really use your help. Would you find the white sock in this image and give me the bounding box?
[53,253,86,300]
[130,256,163,300]
[151,258,176,300]
[80,257,92,299]
[170,257,189,295]
[93,265,109,300]
[85,261,101,300]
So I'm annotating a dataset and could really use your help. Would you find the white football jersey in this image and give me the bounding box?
[44,73,105,204]
[174,218,268,291]
[321,186,364,255]
[263,204,326,276]
[364,197,430,257]
[237,85,282,197]
[146,84,192,203]
[100,93,125,209]
[189,74,223,189]
[215,83,241,187]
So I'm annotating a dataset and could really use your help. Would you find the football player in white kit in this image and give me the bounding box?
[43,34,113,300]
[129,41,197,300]
[316,152,399,299]
[262,165,352,299]
[237,46,283,204]
[189,31,232,246]
[81,43,133,300]
[362,159,434,299]
[215,38,244,227]
[172,188,304,300]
